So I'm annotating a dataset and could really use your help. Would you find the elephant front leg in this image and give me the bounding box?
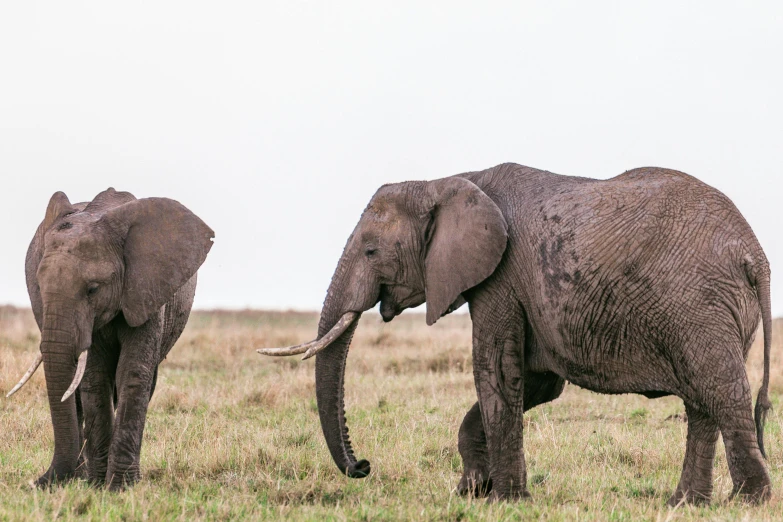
[470,296,528,501]
[80,348,117,486]
[106,318,160,490]
[74,388,86,478]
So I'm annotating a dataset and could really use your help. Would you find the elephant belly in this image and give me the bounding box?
[536,335,677,397]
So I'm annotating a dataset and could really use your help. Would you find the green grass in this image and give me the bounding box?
[1,306,782,520]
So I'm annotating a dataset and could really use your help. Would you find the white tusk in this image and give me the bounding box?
[6,353,43,398]
[61,351,88,402]
[302,312,358,360]
[256,339,318,357]
[256,312,359,361]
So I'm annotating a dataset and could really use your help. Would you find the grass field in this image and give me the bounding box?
[1,305,782,521]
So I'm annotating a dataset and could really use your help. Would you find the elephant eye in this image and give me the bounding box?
[365,248,377,257]
[86,283,100,296]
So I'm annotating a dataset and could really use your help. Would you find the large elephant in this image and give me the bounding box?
[259,164,773,504]
[7,188,213,490]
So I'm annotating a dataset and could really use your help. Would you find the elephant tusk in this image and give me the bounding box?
[61,351,88,402]
[256,312,358,361]
[6,353,43,398]
[301,312,358,360]
[256,340,317,357]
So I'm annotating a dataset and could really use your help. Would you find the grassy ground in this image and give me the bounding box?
[1,306,782,521]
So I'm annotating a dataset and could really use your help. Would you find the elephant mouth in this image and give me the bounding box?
[378,284,426,322]
[378,285,402,322]
[380,300,398,322]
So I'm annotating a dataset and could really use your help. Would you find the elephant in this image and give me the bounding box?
[7,188,213,490]
[259,163,773,505]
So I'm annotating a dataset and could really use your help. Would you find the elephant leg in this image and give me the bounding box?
[667,404,719,506]
[106,316,161,490]
[687,344,770,503]
[469,290,529,501]
[149,367,159,399]
[80,348,117,486]
[75,387,86,478]
[456,372,564,497]
[717,388,770,502]
[457,402,491,497]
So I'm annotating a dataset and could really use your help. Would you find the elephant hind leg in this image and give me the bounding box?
[456,372,563,497]
[680,340,771,503]
[667,404,718,506]
[718,393,771,503]
[457,402,492,497]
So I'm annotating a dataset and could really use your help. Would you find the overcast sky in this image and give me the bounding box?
[1,2,781,316]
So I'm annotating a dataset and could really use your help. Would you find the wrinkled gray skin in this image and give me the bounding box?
[21,188,213,490]
[304,164,773,504]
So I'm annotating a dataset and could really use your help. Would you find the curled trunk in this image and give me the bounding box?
[313,250,375,478]
[315,315,370,477]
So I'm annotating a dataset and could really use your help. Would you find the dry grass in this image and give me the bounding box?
[1,304,783,520]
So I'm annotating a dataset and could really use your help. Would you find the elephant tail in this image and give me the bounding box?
[752,266,773,459]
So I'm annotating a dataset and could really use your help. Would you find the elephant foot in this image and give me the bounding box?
[86,473,106,488]
[667,488,711,507]
[731,474,772,504]
[487,488,532,503]
[32,466,77,489]
[86,461,108,487]
[107,469,140,492]
[457,469,492,497]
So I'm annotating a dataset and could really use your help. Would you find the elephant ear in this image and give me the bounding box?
[26,192,76,328]
[423,177,508,325]
[102,198,214,327]
[84,187,136,213]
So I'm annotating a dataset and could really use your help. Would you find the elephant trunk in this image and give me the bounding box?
[315,313,368,478]
[314,250,376,479]
[38,310,89,484]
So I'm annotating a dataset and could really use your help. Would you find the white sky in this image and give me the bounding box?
[1,2,781,316]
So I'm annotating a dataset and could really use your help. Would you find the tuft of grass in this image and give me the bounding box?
[1,306,782,520]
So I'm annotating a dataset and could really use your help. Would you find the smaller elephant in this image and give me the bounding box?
[7,188,213,490]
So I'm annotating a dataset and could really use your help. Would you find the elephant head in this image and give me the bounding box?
[259,176,508,478]
[8,188,213,484]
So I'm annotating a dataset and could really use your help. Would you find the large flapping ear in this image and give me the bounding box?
[25,192,76,327]
[102,198,214,327]
[424,177,508,325]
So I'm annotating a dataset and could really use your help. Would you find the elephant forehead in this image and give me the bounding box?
[360,212,404,239]
[44,220,116,261]
[365,198,393,218]
[366,184,413,216]
[38,252,118,289]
